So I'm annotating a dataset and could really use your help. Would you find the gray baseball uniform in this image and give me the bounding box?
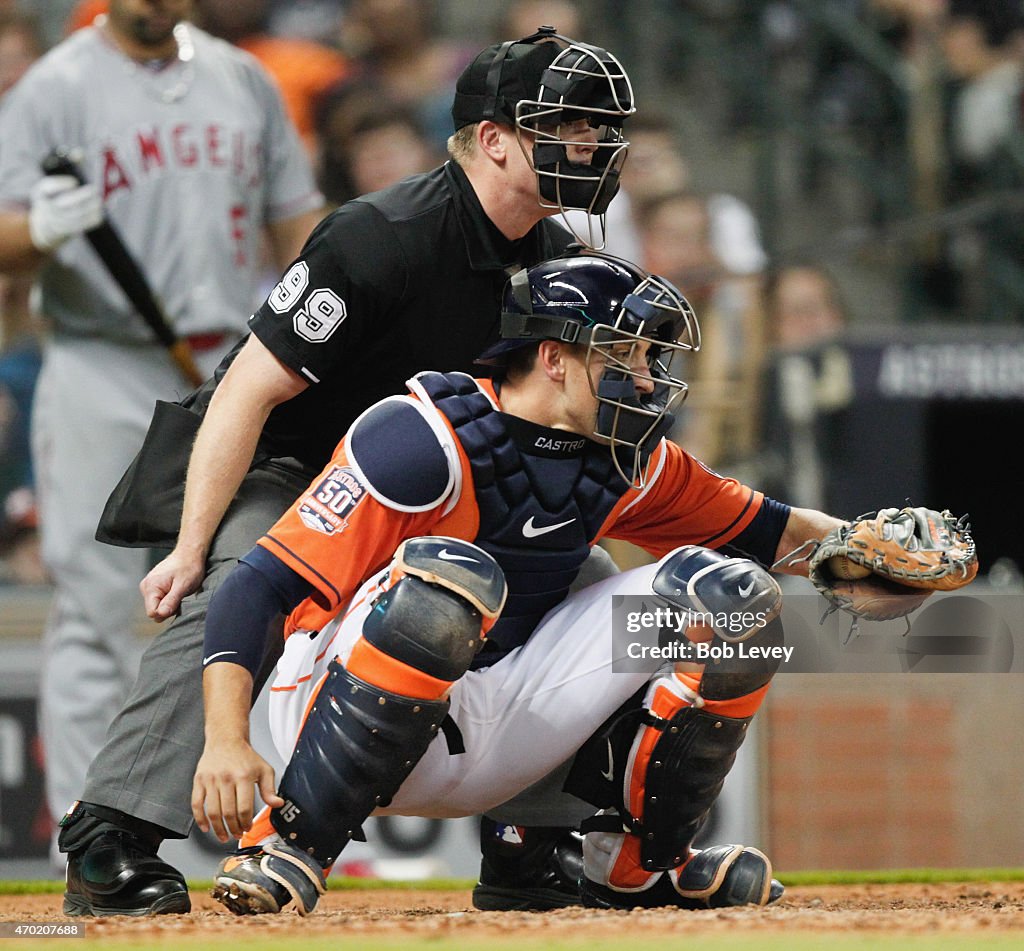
[0,20,322,833]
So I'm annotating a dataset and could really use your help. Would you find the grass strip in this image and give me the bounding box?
[2,866,1023,895]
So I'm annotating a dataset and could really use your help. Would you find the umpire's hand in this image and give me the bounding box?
[141,545,207,620]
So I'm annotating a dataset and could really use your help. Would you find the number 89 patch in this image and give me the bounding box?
[297,466,366,535]
[268,261,348,343]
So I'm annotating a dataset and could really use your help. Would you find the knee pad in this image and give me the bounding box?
[272,658,448,866]
[653,546,782,644]
[654,546,784,698]
[360,536,507,684]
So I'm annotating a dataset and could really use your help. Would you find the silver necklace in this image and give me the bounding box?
[102,17,196,104]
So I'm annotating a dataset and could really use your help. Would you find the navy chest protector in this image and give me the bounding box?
[417,372,632,665]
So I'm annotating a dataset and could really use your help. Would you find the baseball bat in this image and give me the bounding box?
[40,147,206,389]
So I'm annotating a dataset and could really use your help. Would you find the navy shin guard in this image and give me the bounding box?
[271,659,448,866]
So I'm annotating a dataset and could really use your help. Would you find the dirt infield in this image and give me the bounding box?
[4,882,1024,947]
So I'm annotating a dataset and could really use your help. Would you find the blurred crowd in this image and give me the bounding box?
[2,0,1023,584]
[756,0,1024,320]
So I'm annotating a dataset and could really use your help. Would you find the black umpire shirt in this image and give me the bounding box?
[237,160,573,470]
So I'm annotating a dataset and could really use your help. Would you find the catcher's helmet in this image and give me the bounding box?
[451,25,635,248]
[479,252,700,486]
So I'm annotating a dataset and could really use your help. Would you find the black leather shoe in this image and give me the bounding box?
[63,830,190,916]
[471,820,582,911]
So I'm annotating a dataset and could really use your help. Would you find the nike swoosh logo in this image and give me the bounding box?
[522,516,577,538]
[438,548,479,563]
[738,580,756,598]
[203,650,239,665]
[601,739,615,782]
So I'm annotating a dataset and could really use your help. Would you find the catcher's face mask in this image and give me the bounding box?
[583,275,698,486]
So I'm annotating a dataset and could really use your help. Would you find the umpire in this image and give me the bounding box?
[60,27,636,916]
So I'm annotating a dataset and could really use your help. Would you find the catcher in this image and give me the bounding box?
[191,252,977,915]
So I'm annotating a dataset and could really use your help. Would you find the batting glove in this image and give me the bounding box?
[28,175,103,252]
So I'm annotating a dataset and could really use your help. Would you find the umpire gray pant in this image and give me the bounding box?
[80,458,313,836]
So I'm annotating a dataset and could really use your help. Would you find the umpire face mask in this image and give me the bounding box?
[514,41,635,249]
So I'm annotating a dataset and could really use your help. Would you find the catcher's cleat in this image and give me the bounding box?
[581,844,784,911]
[212,840,326,916]
[472,821,583,911]
[63,830,190,917]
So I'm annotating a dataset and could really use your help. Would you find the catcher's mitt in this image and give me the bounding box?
[786,507,978,626]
